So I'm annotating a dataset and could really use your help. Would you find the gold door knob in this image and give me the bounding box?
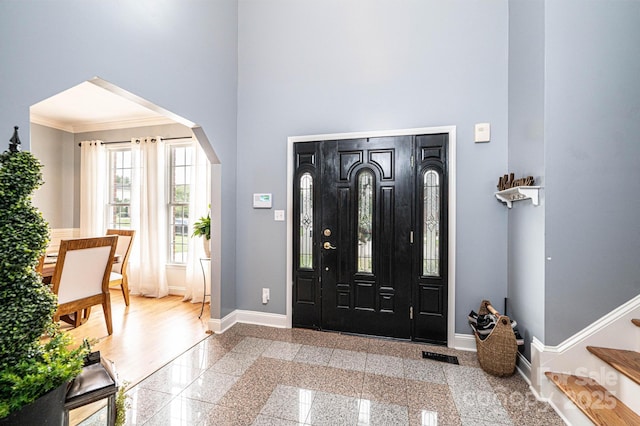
[323,242,337,250]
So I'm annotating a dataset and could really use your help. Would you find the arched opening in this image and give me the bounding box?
[28,76,222,388]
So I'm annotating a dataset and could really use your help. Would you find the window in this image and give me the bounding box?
[107,149,132,229]
[357,169,374,273]
[168,144,193,264]
[299,172,313,269]
[422,169,440,276]
[105,139,204,265]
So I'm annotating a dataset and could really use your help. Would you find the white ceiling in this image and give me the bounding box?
[30,81,176,133]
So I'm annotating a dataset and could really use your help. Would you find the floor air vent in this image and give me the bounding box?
[422,351,459,365]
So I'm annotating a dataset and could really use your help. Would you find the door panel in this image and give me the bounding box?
[292,133,448,343]
[413,134,448,344]
[292,142,321,329]
[320,137,412,338]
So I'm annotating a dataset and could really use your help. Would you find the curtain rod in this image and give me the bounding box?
[78,136,192,147]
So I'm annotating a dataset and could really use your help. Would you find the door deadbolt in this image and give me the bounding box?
[323,228,332,237]
[323,242,337,250]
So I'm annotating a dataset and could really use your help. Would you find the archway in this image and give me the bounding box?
[29,76,221,321]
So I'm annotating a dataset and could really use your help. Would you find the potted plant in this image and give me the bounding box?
[191,206,211,258]
[0,127,88,423]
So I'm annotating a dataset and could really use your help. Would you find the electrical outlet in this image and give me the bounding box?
[262,288,270,304]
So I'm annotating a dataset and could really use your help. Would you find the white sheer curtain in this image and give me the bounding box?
[79,140,106,236]
[129,137,168,298]
[183,142,210,303]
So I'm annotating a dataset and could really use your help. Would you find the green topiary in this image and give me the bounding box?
[0,128,87,418]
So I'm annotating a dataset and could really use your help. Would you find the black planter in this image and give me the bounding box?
[0,382,68,425]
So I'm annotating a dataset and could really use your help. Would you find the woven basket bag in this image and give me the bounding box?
[475,299,517,377]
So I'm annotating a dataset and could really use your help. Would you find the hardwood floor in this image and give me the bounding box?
[64,289,211,424]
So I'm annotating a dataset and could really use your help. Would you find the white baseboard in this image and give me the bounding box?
[168,286,185,296]
[208,309,287,334]
[453,333,476,352]
[234,309,288,328]
[208,310,236,334]
[516,352,531,385]
[207,318,222,333]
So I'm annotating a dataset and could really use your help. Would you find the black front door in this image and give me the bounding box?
[292,133,448,344]
[320,136,413,338]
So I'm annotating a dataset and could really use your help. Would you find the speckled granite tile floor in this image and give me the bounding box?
[79,324,564,426]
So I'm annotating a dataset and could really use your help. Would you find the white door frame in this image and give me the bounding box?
[286,126,457,346]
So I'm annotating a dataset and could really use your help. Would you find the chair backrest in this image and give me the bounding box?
[105,229,136,274]
[52,236,117,305]
[36,255,45,275]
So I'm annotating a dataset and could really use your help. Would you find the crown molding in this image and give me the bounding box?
[30,114,75,133]
[31,113,177,134]
[72,116,177,133]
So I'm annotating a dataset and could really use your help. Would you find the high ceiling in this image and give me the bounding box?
[30,81,175,133]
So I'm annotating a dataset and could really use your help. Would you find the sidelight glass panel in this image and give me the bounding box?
[299,173,313,269]
[423,169,440,276]
[357,170,374,273]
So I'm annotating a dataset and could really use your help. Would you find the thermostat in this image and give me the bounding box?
[253,193,272,208]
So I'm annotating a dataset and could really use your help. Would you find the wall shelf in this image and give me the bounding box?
[495,186,541,208]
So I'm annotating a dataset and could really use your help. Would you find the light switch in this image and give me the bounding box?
[274,210,285,221]
[475,123,491,143]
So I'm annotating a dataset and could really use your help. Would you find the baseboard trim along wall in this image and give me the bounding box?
[452,333,477,352]
[516,352,531,384]
[208,309,288,334]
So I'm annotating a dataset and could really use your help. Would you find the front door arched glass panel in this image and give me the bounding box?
[423,169,440,277]
[357,170,374,273]
[299,172,314,269]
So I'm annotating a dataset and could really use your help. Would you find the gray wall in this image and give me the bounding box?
[507,0,640,350]
[0,0,239,318]
[507,0,546,358]
[30,123,78,229]
[236,0,510,333]
[9,1,637,345]
[543,0,640,345]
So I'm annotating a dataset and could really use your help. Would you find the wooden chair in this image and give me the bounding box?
[36,255,45,275]
[51,236,118,335]
[106,229,136,306]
